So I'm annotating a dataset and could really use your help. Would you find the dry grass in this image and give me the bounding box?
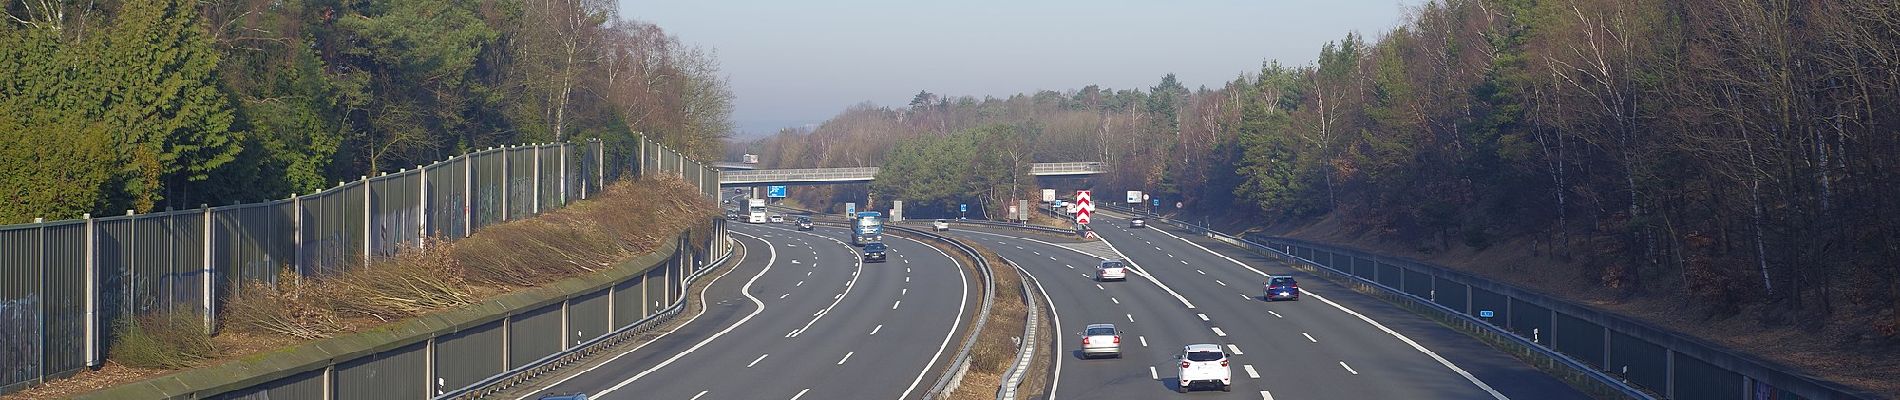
[6,177,716,400]
[109,311,218,370]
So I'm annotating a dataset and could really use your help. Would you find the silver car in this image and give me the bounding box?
[1079,323,1121,359]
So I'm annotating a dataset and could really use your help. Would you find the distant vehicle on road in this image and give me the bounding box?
[1079,323,1121,359]
[861,242,888,263]
[851,211,884,246]
[769,214,784,223]
[1095,259,1128,282]
[796,216,813,231]
[932,219,950,231]
[747,199,768,223]
[1130,217,1145,228]
[1263,275,1300,301]
[1176,344,1232,393]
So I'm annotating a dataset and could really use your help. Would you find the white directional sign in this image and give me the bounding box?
[1074,190,1093,225]
[1126,190,1142,204]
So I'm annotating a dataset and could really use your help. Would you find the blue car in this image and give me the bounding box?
[1262,275,1300,301]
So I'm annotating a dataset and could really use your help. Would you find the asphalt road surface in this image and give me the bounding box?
[528,220,971,400]
[944,211,1588,400]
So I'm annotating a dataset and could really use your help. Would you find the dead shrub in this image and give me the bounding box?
[222,269,348,340]
[111,310,218,369]
[327,243,476,321]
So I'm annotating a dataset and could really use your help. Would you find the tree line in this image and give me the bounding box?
[743,0,1899,326]
[1,0,733,224]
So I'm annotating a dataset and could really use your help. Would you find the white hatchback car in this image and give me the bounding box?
[932,219,950,231]
[1177,344,1232,393]
[1094,259,1128,282]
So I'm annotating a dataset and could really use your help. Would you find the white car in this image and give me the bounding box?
[1094,259,1128,282]
[769,214,784,223]
[932,219,950,231]
[1177,344,1232,393]
[1079,323,1121,359]
[1130,217,1145,228]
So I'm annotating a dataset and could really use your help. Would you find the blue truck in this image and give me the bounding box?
[851,211,883,246]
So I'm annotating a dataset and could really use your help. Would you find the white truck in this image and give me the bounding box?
[747,199,768,223]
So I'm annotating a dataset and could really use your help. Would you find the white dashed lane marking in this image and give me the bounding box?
[1303,333,1318,343]
[747,354,769,368]
[1212,327,1227,337]
[1340,362,1359,375]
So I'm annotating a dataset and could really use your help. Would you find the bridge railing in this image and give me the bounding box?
[1027,162,1106,175]
[719,166,880,184]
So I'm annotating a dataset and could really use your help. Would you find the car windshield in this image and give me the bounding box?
[1186,351,1223,362]
[865,243,886,251]
[1100,261,1125,269]
[1085,327,1116,336]
[1269,277,1295,286]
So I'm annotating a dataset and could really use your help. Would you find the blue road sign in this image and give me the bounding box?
[768,185,788,198]
[845,202,856,216]
[1152,198,1159,206]
[1478,310,1495,318]
[960,203,968,213]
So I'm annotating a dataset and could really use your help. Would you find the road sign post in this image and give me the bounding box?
[959,203,967,219]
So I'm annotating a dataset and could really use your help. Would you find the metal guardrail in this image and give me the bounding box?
[995,257,1040,400]
[940,219,1079,237]
[435,235,737,400]
[883,224,995,400]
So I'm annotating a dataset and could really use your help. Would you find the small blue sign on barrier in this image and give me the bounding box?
[960,203,967,213]
[1478,310,1495,318]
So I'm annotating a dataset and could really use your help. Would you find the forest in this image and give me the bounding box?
[740,0,1900,380]
[0,0,734,224]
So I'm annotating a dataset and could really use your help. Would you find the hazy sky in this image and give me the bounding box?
[615,0,1424,138]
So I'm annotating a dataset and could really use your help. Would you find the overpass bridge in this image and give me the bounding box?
[719,162,1106,186]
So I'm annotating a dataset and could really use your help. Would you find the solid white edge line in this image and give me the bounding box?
[1018,265,1065,399]
[590,230,776,398]
[956,229,1197,309]
[896,233,970,400]
[524,232,751,397]
[1143,221,1509,399]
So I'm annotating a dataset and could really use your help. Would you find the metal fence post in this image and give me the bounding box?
[361,176,371,269]
[36,217,46,384]
[202,205,214,333]
[84,213,98,366]
[292,195,304,280]
[559,142,568,206]
[463,154,473,238]
[594,139,604,193]
[501,146,511,222]
[532,143,542,215]
[418,165,427,249]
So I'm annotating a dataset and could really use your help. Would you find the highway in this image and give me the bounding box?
[943,211,1589,399]
[526,219,972,400]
